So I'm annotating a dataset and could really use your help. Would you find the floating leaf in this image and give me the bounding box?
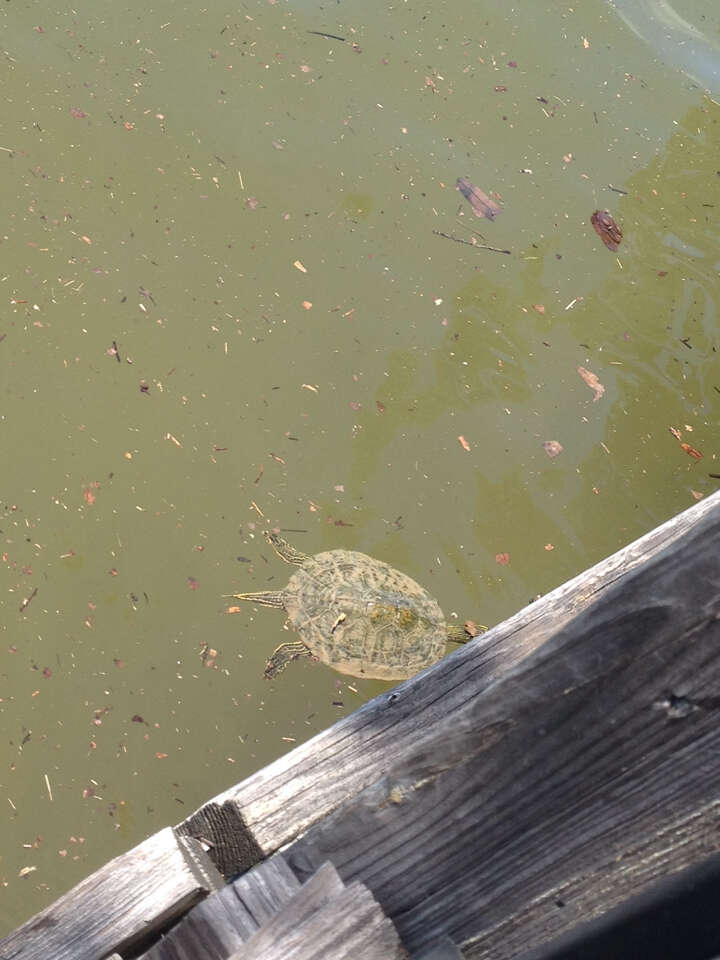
[543,440,563,458]
[577,366,605,401]
[456,177,502,220]
[590,210,622,251]
[680,442,702,460]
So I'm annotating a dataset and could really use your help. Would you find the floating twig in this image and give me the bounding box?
[307,30,345,41]
[20,587,38,613]
[453,218,487,243]
[433,230,510,254]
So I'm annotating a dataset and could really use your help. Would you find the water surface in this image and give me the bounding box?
[1,0,718,931]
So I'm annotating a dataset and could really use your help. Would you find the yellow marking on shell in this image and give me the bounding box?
[367,602,421,628]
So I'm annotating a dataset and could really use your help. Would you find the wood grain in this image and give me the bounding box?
[140,858,407,960]
[239,861,407,960]
[141,853,302,959]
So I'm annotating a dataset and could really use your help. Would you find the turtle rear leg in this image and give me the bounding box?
[264,640,313,679]
[264,532,310,565]
[230,590,287,609]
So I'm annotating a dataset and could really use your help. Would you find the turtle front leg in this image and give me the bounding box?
[264,532,310,565]
[264,640,313,679]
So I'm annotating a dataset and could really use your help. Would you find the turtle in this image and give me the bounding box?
[229,531,479,681]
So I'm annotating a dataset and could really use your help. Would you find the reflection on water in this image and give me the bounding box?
[663,234,705,259]
[608,0,720,93]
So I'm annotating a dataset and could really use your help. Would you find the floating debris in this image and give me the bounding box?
[456,177,502,220]
[591,210,622,251]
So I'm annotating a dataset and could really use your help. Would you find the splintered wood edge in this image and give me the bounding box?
[238,866,407,960]
[175,798,264,879]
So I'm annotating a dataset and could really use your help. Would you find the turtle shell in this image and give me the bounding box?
[283,549,447,680]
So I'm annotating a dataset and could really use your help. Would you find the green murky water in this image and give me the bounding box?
[1,0,718,932]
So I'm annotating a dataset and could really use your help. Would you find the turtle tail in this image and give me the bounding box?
[230,590,287,609]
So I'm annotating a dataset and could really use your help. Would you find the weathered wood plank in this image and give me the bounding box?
[239,864,408,960]
[180,492,720,878]
[140,853,302,959]
[140,894,248,960]
[520,850,720,960]
[235,860,344,957]
[141,859,407,960]
[0,829,223,960]
[229,850,302,924]
[278,501,720,957]
[414,939,465,960]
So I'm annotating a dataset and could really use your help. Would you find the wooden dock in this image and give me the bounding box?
[2,490,719,959]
